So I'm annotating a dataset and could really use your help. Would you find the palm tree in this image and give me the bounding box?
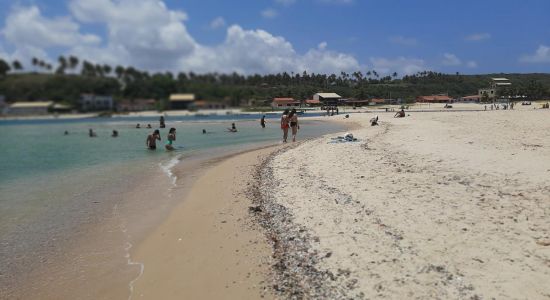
[12,60,23,71]
[69,56,79,70]
[56,56,67,74]
[0,59,11,77]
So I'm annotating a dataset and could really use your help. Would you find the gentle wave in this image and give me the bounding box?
[159,155,181,186]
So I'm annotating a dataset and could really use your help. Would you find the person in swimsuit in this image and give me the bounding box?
[111,130,118,137]
[159,116,166,128]
[146,129,161,150]
[89,129,97,137]
[165,128,176,151]
[280,109,290,143]
[228,123,237,132]
[288,108,300,142]
[260,115,266,128]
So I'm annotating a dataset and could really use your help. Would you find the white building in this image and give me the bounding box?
[313,93,341,106]
[479,78,511,100]
[80,94,114,111]
[7,101,54,115]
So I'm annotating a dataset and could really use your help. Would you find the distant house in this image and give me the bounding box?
[313,93,341,106]
[194,100,227,110]
[80,94,114,111]
[169,94,195,110]
[271,97,301,108]
[117,99,156,112]
[459,95,481,103]
[416,95,453,103]
[7,101,53,115]
[478,78,512,100]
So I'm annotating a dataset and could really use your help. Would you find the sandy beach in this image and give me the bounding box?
[251,109,550,299]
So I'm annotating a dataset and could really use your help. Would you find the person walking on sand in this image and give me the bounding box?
[165,128,176,151]
[260,115,266,128]
[288,108,300,142]
[146,129,161,150]
[280,109,290,143]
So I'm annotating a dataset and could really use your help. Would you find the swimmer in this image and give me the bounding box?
[111,130,118,137]
[228,123,237,132]
[146,129,161,150]
[89,129,97,137]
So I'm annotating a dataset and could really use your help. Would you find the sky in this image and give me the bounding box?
[0,0,549,76]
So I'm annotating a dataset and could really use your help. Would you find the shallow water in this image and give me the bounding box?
[0,114,343,297]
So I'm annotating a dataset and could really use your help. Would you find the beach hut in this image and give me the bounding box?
[7,101,54,115]
[169,94,196,110]
[313,93,341,107]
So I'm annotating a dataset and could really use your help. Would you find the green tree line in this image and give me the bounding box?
[1,56,549,109]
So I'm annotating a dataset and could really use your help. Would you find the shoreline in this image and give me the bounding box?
[129,144,289,299]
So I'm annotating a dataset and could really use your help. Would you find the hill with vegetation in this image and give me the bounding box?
[1,56,549,110]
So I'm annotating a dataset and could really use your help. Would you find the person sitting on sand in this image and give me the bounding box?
[370,115,379,126]
[111,130,118,137]
[146,129,161,150]
[165,128,176,151]
[280,109,290,143]
[228,123,237,132]
[394,109,405,118]
[89,129,97,137]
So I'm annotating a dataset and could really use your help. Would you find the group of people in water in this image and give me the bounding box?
[146,127,176,151]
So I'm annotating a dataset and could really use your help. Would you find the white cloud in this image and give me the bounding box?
[466,60,478,68]
[465,33,491,41]
[388,36,417,46]
[370,56,426,75]
[275,0,297,6]
[441,53,462,66]
[0,1,363,75]
[209,17,226,30]
[2,6,100,49]
[520,45,550,63]
[261,8,278,19]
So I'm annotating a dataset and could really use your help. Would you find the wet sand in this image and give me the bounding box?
[130,146,282,299]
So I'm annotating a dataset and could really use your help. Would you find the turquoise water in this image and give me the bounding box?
[0,114,342,295]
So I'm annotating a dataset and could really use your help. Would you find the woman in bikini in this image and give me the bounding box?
[280,109,290,143]
[165,128,176,151]
[288,108,300,142]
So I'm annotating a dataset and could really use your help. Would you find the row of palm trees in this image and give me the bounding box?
[3,55,402,86]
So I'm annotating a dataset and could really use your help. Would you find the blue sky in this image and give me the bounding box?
[1,0,549,75]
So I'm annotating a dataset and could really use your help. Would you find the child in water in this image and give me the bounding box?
[165,128,176,151]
